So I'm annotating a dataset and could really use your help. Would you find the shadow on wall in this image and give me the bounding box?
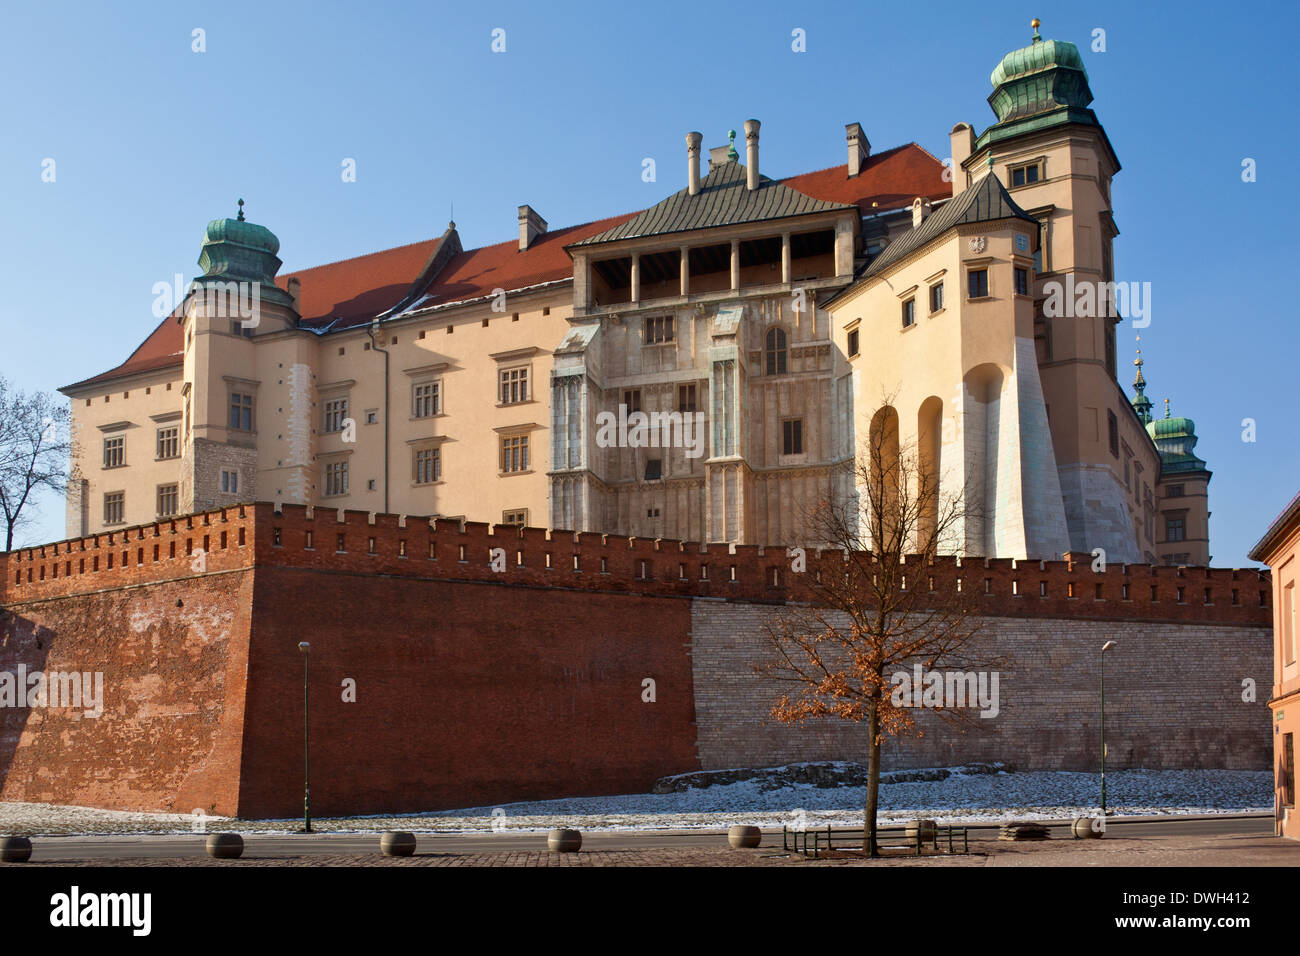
[0,611,54,793]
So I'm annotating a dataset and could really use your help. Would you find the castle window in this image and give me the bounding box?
[678,383,697,413]
[103,492,125,526]
[499,367,529,405]
[502,510,528,527]
[968,269,989,299]
[901,298,915,328]
[782,419,803,455]
[103,436,125,469]
[1166,516,1185,543]
[847,328,860,357]
[765,327,788,375]
[501,435,529,474]
[156,484,178,518]
[645,458,662,481]
[929,282,944,313]
[323,397,349,433]
[622,389,642,413]
[645,315,675,345]
[324,461,348,497]
[1010,161,1042,187]
[229,392,253,431]
[220,469,239,494]
[1013,267,1029,296]
[413,381,440,418]
[156,427,179,460]
[1107,409,1119,458]
[414,447,441,485]
[1166,484,1184,498]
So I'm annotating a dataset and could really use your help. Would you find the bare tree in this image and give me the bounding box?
[759,398,999,856]
[0,376,73,550]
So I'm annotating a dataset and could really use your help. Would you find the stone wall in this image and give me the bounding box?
[689,600,1271,772]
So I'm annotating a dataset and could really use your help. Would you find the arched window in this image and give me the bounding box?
[765,327,788,375]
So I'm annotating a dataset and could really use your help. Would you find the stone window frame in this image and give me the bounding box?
[103,490,125,526]
[1007,157,1045,189]
[495,424,540,477]
[501,509,529,527]
[102,434,126,469]
[219,468,240,495]
[320,452,351,498]
[224,376,260,436]
[156,483,179,518]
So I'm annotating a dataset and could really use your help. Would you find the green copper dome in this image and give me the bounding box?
[1146,400,1208,476]
[984,22,1095,128]
[194,200,292,306]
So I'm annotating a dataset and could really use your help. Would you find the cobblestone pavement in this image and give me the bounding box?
[13,834,1300,866]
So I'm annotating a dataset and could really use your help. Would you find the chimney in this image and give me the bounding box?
[517,205,548,251]
[744,119,760,191]
[949,122,976,196]
[911,197,932,229]
[686,131,702,195]
[845,122,870,177]
[286,277,301,312]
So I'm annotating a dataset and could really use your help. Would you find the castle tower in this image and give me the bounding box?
[960,21,1142,563]
[1149,397,1212,565]
[179,201,303,513]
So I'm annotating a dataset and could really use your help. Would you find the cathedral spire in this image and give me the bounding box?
[1132,336,1153,424]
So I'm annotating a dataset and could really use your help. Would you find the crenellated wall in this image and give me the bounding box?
[0,502,1273,817]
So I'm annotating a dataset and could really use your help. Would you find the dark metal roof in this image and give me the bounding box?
[571,161,853,247]
[1248,489,1300,563]
[862,172,1037,278]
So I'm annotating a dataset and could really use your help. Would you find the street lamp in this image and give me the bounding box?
[1100,640,1117,815]
[299,641,312,833]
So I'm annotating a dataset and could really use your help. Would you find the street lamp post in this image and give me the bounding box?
[299,641,312,833]
[1100,640,1117,815]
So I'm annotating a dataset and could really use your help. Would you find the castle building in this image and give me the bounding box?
[59,24,1210,565]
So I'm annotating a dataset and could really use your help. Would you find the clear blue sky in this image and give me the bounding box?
[2,0,1297,565]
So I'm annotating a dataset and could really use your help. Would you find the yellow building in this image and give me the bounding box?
[60,25,1210,564]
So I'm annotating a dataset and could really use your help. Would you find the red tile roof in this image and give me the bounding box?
[67,144,945,389]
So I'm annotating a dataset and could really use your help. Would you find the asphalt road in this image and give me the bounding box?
[13,813,1275,862]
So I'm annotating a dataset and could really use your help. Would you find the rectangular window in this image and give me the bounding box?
[968,269,989,299]
[644,458,662,481]
[1166,516,1185,543]
[499,367,529,405]
[414,447,441,484]
[929,282,944,313]
[645,315,675,344]
[1166,484,1184,498]
[847,328,860,357]
[413,382,440,418]
[1107,409,1119,457]
[783,419,803,455]
[156,426,179,460]
[229,392,253,431]
[678,383,697,413]
[323,397,348,433]
[103,436,125,469]
[1285,734,1295,808]
[502,510,528,527]
[324,461,348,497]
[1010,161,1041,187]
[1283,582,1295,664]
[623,389,642,413]
[901,298,915,328]
[157,484,178,517]
[501,435,529,474]
[220,469,239,495]
[103,491,124,525]
[1014,267,1029,296]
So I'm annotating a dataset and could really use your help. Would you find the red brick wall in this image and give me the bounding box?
[235,568,698,818]
[0,572,253,815]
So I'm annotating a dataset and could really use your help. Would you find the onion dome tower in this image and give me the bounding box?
[194,198,294,307]
[1148,398,1209,478]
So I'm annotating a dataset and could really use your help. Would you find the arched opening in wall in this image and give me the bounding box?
[962,363,1006,557]
[867,405,900,553]
[765,326,788,375]
[917,396,943,555]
